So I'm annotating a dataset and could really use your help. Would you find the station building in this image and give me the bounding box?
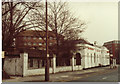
[74,41,110,69]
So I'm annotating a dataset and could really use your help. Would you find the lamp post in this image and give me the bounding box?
[45,0,49,81]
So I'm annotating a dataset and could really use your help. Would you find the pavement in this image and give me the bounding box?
[2,65,119,82]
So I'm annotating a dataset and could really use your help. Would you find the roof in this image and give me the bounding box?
[17,30,59,37]
[74,39,91,44]
[104,40,120,45]
[75,39,108,50]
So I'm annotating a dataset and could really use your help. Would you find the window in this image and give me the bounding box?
[44,43,46,45]
[44,37,46,40]
[115,41,118,44]
[39,43,42,46]
[49,43,52,46]
[38,60,40,68]
[42,60,45,67]
[24,36,26,39]
[116,48,118,50]
[24,43,27,46]
[54,41,57,44]
[91,54,92,63]
[115,44,118,47]
[87,53,89,56]
[12,42,15,47]
[76,53,81,65]
[30,59,33,67]
[49,37,52,40]
[13,38,15,41]
[28,37,31,40]
[33,43,36,45]
[94,53,96,63]
[58,40,61,44]
[54,38,56,40]
[38,47,42,50]
[28,42,31,45]
[33,37,37,40]
[39,37,42,40]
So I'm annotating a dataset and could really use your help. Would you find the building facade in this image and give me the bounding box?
[15,30,58,51]
[75,42,110,69]
[103,40,120,64]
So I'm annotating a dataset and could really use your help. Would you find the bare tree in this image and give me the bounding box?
[2,1,43,51]
[29,1,86,56]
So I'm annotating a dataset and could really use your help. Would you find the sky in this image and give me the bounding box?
[68,2,118,45]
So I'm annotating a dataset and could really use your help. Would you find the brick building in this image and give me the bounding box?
[103,40,120,64]
[15,30,59,51]
[9,30,63,70]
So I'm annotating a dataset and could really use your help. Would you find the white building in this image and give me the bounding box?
[75,43,110,69]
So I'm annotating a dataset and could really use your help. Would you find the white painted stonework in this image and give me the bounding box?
[4,52,83,76]
[4,56,23,76]
[76,44,110,69]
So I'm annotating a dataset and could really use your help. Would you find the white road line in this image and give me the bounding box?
[102,77,107,79]
[61,75,69,78]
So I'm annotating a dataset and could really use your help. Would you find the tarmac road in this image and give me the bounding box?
[69,68,119,82]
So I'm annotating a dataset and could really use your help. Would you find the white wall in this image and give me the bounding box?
[24,68,53,76]
[76,44,110,69]
[74,65,83,71]
[4,53,83,76]
[56,66,72,72]
[21,53,83,76]
[4,57,23,76]
[55,65,83,73]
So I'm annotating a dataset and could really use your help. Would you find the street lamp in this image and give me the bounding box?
[45,0,49,81]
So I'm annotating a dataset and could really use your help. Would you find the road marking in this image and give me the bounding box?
[74,77,82,79]
[102,77,107,79]
[61,75,69,78]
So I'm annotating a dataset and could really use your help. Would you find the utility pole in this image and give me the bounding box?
[45,0,49,81]
[10,1,13,48]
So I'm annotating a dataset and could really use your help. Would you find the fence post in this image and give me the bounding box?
[52,54,56,73]
[20,52,28,76]
[114,59,116,68]
[71,56,75,71]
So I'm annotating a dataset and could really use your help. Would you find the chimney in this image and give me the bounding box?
[94,41,97,45]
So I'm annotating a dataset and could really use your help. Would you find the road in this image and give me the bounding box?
[69,67,119,82]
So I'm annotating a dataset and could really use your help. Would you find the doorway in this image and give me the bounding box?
[76,53,81,65]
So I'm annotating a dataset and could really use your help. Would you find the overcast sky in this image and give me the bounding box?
[68,2,118,45]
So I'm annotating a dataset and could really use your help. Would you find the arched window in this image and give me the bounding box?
[91,54,92,64]
[94,53,96,63]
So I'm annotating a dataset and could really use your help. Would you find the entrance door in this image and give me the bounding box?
[76,53,81,65]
